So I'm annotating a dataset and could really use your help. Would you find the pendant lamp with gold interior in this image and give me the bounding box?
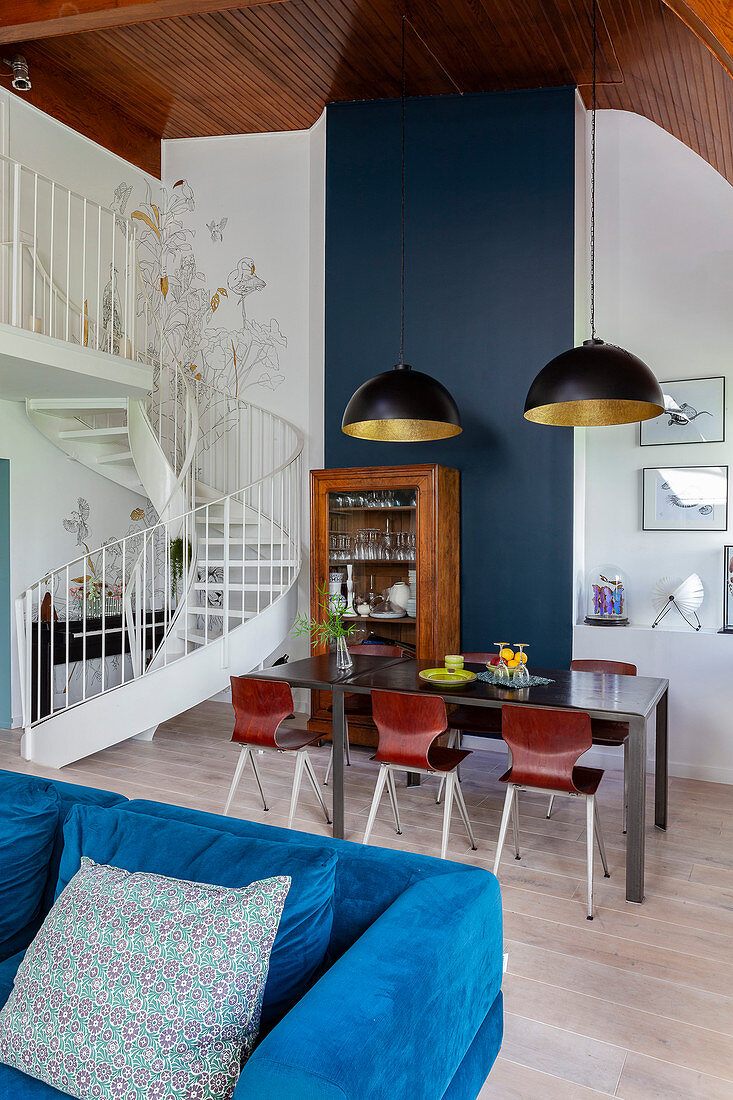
[523,0,663,428]
[342,17,462,443]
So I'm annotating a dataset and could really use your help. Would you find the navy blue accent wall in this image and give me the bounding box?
[324,88,576,667]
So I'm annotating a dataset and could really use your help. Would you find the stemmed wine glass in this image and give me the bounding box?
[513,643,530,686]
[493,642,510,684]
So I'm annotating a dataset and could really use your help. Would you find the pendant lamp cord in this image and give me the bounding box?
[400,14,406,366]
[590,0,597,340]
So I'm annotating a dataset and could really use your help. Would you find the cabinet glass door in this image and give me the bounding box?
[327,487,417,647]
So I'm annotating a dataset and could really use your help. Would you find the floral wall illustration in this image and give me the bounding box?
[130,178,288,398]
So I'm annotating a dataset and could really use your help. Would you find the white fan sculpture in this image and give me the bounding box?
[651,574,704,631]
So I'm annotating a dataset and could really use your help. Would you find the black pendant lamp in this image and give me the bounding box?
[342,17,462,443]
[524,0,664,428]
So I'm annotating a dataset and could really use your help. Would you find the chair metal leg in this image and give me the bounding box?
[594,800,610,878]
[512,791,520,859]
[303,751,332,824]
[224,745,249,816]
[453,776,477,850]
[385,768,402,835]
[493,785,515,875]
[436,729,457,804]
[441,771,457,860]
[546,794,555,819]
[623,739,629,834]
[586,795,595,919]
[288,751,306,830]
[324,719,351,785]
[247,747,269,811]
[363,765,388,846]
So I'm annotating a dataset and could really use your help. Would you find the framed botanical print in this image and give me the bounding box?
[642,465,728,531]
[640,376,725,446]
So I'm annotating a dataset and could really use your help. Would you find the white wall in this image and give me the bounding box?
[575,109,733,782]
[162,119,326,684]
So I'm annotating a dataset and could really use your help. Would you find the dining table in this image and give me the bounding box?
[243,654,669,905]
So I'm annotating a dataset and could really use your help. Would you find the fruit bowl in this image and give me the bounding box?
[486,646,528,680]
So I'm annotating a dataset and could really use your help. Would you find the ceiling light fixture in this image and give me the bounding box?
[4,55,31,92]
[342,15,462,443]
[523,0,663,428]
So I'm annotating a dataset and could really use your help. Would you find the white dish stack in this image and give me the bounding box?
[407,569,417,618]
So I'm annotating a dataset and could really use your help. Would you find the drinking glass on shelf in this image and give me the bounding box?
[381,518,395,560]
[493,642,511,684]
[513,644,530,685]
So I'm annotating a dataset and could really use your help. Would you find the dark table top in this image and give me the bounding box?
[345,659,669,720]
[239,652,407,691]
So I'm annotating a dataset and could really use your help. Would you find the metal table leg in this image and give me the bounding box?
[332,686,345,840]
[626,715,647,903]
[655,689,668,830]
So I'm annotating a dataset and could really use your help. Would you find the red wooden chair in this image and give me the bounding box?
[547,659,637,831]
[324,643,405,785]
[225,676,331,830]
[363,690,478,860]
[495,705,610,919]
[436,653,504,805]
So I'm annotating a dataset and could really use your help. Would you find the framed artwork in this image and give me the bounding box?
[723,546,733,633]
[642,465,728,531]
[640,376,725,446]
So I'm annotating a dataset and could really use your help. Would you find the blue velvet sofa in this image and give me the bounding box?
[0,768,503,1099]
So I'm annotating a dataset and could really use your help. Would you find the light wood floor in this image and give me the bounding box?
[2,702,733,1099]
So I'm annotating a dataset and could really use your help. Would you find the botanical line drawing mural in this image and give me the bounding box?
[130,179,287,398]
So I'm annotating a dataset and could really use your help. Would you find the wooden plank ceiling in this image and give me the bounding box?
[1,0,732,183]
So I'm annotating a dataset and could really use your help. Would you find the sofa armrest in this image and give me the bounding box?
[237,867,503,1100]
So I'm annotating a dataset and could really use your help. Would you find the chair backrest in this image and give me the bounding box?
[230,676,294,749]
[570,659,637,676]
[348,643,404,657]
[462,653,495,664]
[371,690,448,770]
[501,705,593,793]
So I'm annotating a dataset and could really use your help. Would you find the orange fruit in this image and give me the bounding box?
[518,652,528,664]
[501,648,514,661]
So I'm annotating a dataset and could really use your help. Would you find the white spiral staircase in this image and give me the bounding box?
[4,153,303,768]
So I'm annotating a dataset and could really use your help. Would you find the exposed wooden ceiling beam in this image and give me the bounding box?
[0,0,291,45]
[662,0,733,80]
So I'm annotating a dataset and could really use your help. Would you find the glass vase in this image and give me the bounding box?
[335,634,353,672]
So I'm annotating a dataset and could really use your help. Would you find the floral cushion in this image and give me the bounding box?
[0,857,290,1100]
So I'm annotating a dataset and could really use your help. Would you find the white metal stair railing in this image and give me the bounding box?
[0,152,141,358]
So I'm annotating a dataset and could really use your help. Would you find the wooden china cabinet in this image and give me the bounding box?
[308,464,460,746]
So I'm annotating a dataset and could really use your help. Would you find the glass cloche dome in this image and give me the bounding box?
[585,564,629,626]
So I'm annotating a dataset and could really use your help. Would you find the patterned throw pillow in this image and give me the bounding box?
[0,857,290,1100]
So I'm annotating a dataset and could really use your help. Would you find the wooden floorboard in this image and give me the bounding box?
[1,700,732,1099]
